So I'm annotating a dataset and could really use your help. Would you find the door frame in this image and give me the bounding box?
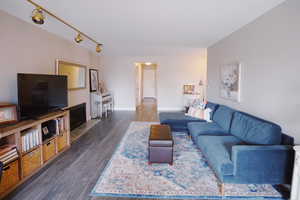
[135,63,158,109]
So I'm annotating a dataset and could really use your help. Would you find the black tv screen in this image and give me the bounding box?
[18,73,68,119]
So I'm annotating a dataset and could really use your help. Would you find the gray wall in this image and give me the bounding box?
[0,10,101,120]
[207,0,300,143]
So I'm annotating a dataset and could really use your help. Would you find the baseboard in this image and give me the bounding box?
[114,107,183,111]
[157,107,183,112]
[114,107,136,111]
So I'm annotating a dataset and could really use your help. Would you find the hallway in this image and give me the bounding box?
[135,98,158,122]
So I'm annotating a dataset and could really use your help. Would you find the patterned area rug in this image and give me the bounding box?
[91,122,284,199]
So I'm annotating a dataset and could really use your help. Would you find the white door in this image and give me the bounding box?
[143,69,156,98]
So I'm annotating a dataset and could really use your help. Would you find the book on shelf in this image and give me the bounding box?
[22,128,41,152]
[0,144,16,156]
[57,117,65,135]
[0,150,17,162]
[0,148,17,160]
[0,146,17,160]
[0,147,18,165]
[2,154,18,165]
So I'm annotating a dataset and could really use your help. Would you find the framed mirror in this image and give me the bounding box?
[56,60,86,90]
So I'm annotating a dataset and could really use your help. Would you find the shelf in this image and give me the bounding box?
[57,130,68,136]
[21,145,41,156]
[42,135,57,145]
[0,110,70,199]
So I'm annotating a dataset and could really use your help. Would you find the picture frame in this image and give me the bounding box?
[183,85,195,94]
[0,104,18,125]
[56,60,87,90]
[42,127,49,135]
[220,63,242,102]
[89,69,99,92]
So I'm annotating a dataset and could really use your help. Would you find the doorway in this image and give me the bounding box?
[135,63,158,121]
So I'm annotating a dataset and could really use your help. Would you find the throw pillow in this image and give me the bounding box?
[186,107,196,117]
[193,108,204,119]
[204,108,212,122]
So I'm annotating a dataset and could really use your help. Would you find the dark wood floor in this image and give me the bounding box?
[136,98,159,122]
[5,110,160,200]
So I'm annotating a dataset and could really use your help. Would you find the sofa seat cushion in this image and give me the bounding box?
[212,105,235,132]
[197,135,243,176]
[159,112,205,132]
[231,112,282,145]
[188,122,230,142]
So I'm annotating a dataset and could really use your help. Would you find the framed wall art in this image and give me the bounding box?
[89,69,99,92]
[220,63,242,102]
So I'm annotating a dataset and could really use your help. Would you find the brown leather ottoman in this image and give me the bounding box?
[148,125,173,165]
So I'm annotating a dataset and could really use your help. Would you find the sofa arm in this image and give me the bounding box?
[231,145,294,184]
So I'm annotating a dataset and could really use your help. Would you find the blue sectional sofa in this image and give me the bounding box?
[159,102,218,133]
[159,102,294,186]
[159,112,205,133]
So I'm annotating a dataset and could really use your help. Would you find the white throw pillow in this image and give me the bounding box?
[193,108,204,119]
[204,108,212,122]
[186,107,196,117]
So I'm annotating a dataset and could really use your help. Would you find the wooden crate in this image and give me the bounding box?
[22,147,42,177]
[0,160,20,195]
[42,138,56,162]
[57,132,68,152]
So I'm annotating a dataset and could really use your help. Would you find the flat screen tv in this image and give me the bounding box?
[18,73,68,120]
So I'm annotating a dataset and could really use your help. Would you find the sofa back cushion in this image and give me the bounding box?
[212,105,235,132]
[205,102,219,119]
[231,112,282,145]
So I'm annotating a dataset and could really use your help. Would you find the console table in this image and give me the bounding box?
[90,91,114,118]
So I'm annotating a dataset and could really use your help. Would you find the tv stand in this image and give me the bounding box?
[33,110,64,120]
[0,111,70,198]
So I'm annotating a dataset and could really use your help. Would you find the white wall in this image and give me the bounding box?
[143,68,156,98]
[207,0,300,143]
[0,10,101,120]
[100,47,207,111]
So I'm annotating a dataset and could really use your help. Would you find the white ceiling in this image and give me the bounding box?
[0,0,285,52]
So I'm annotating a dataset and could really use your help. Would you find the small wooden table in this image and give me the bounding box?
[148,125,173,165]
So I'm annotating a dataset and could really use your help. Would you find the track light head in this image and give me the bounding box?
[32,7,45,25]
[75,33,83,43]
[96,44,102,53]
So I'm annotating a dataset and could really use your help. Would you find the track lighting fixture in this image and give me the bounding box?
[27,0,103,53]
[96,44,102,53]
[75,33,83,43]
[31,7,45,25]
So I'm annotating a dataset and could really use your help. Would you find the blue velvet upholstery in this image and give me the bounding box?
[159,101,294,185]
[205,102,219,119]
[230,112,282,145]
[212,105,235,132]
[196,135,243,176]
[159,112,205,132]
[187,122,230,143]
[222,145,294,184]
[282,133,294,145]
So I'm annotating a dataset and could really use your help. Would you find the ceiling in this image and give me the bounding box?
[0,0,285,52]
